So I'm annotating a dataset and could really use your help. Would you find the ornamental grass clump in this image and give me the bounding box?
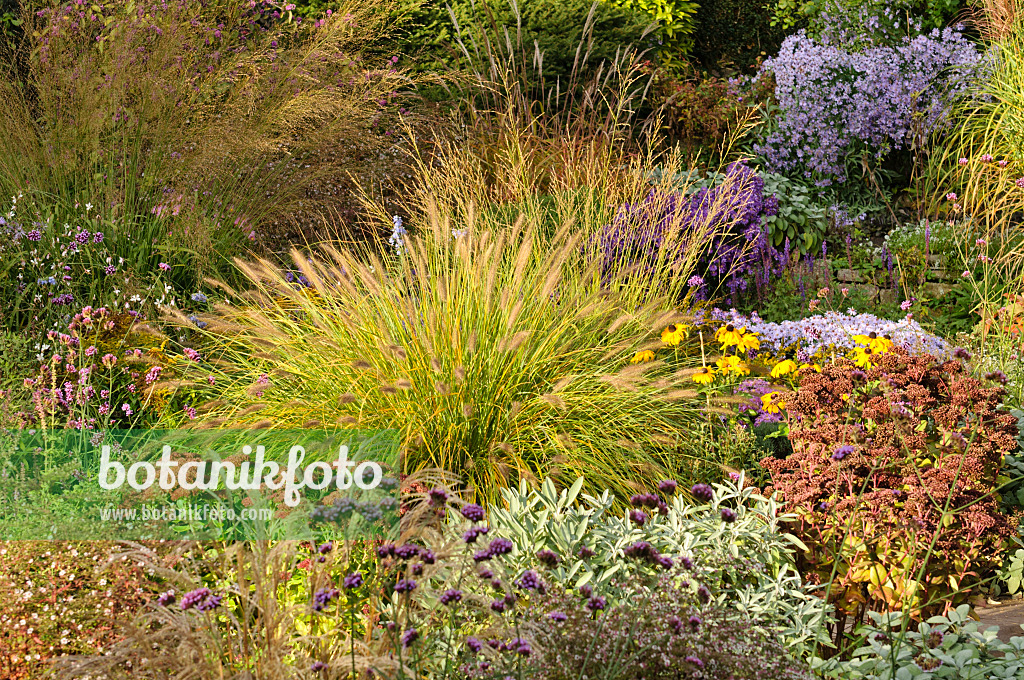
[762,349,1017,630]
[176,204,713,504]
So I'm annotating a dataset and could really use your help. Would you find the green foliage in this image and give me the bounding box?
[817,605,1024,679]
[611,0,699,59]
[761,171,830,255]
[393,0,651,83]
[769,0,966,35]
[483,475,834,656]
[692,0,788,72]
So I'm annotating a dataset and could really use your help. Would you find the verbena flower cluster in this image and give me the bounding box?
[755,26,984,184]
[712,308,948,361]
[594,163,783,299]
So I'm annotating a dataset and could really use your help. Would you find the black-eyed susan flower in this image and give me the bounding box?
[852,331,892,354]
[769,359,798,378]
[760,391,786,414]
[799,362,823,373]
[737,332,761,353]
[714,324,744,348]
[692,366,715,385]
[661,324,687,346]
[852,346,874,368]
[631,349,656,364]
[715,355,750,377]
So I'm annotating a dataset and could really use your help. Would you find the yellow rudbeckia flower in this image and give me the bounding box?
[631,349,656,364]
[852,346,874,369]
[661,324,687,346]
[770,359,799,378]
[715,323,745,348]
[693,367,715,385]
[738,333,761,352]
[761,391,786,414]
[799,362,823,373]
[715,355,750,376]
[852,332,893,354]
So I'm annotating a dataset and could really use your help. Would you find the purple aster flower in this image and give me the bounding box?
[548,611,568,623]
[401,628,419,647]
[343,572,363,589]
[312,587,339,612]
[318,541,333,554]
[27,229,41,241]
[465,636,483,653]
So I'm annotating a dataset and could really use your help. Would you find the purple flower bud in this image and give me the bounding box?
[393,578,417,593]
[440,589,463,605]
[460,503,485,522]
[690,483,714,503]
[658,479,678,494]
[343,572,363,589]
[401,628,419,647]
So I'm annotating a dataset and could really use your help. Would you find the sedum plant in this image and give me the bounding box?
[479,475,833,656]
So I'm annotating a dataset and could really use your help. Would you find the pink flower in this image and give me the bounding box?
[945,192,957,201]
[900,300,913,311]
[207,376,216,386]
[999,160,1009,168]
[159,262,171,271]
[961,270,971,278]
[121,403,133,416]
[184,406,197,420]
[841,288,849,296]
[144,366,162,384]
[980,154,993,162]
[958,157,969,165]
[85,345,97,356]
[1016,177,1024,189]
[183,347,201,362]
[101,353,116,367]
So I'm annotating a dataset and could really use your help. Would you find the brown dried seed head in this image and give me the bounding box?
[462,402,474,418]
[454,366,466,383]
[465,458,476,470]
[352,360,372,371]
[380,385,398,394]
[338,415,358,426]
[430,358,442,373]
[303,419,321,429]
[339,393,357,404]
[395,379,413,390]
[541,394,566,409]
[434,381,450,395]
[249,420,273,430]
[509,401,523,417]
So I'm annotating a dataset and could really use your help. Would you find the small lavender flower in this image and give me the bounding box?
[578,546,596,559]
[156,590,175,606]
[440,589,463,605]
[689,614,702,629]
[191,292,208,303]
[629,508,648,526]
[516,570,543,590]
[548,611,568,623]
[460,503,485,522]
[401,628,419,647]
[536,549,560,567]
[586,596,607,612]
[691,483,714,502]
[427,487,448,505]
[463,525,490,544]
[832,444,855,461]
[685,655,704,669]
[697,585,711,603]
[394,578,417,593]
[343,572,363,589]
[720,508,737,523]
[658,479,678,494]
[311,660,327,672]
[394,543,420,560]
[465,636,483,652]
[487,537,514,557]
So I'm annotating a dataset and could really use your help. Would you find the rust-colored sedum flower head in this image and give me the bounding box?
[761,348,1016,617]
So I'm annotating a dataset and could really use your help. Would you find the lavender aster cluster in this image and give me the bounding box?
[712,308,949,359]
[180,587,222,611]
[755,26,984,184]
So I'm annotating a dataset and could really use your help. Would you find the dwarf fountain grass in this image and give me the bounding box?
[166,197,745,503]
